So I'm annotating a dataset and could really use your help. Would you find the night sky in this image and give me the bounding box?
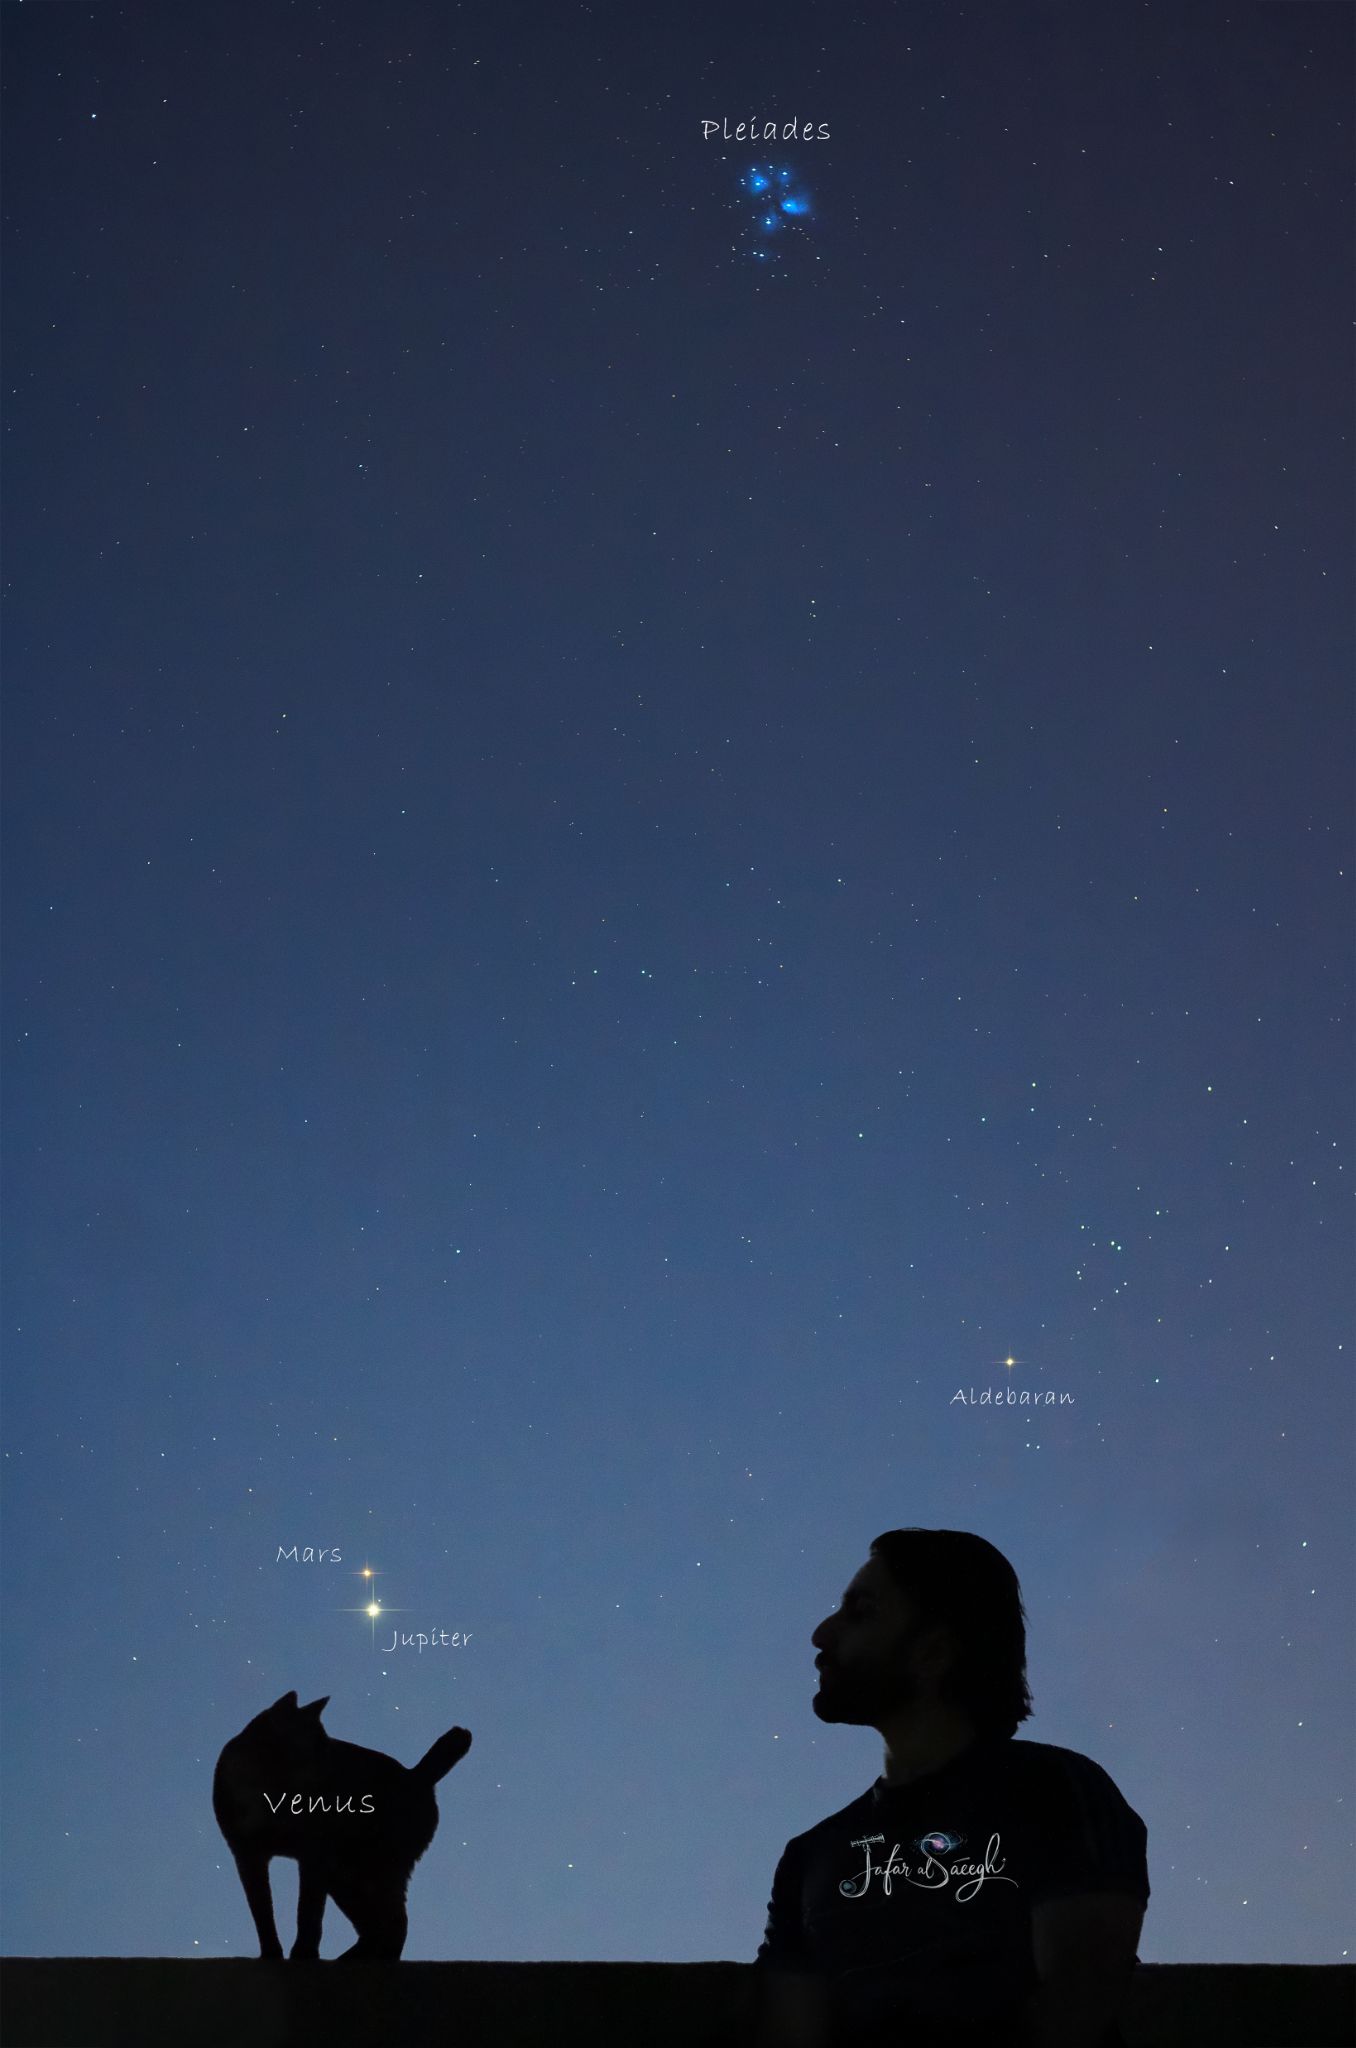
[2,0,1352,1968]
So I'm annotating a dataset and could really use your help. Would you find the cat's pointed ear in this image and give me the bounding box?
[301,1696,330,1716]
[271,1690,299,1711]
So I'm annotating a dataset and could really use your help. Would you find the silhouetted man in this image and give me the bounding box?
[752,1529,1149,2048]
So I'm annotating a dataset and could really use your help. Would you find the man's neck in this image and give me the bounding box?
[877,1708,983,1787]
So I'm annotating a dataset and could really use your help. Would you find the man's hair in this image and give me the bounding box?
[869,1528,1033,1740]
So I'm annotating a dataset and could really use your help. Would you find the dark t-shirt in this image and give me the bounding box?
[754,1734,1149,2047]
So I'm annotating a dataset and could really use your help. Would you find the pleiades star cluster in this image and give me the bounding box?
[736,162,815,267]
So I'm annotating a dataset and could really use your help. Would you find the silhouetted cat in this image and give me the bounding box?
[213,1689,472,1960]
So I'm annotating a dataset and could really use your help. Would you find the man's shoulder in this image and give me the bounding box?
[779,1740,1082,1840]
[1003,1738,1139,1800]
[1003,1737,1104,1775]
[777,1739,1140,1851]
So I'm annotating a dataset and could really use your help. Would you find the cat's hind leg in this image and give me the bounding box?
[290,1856,327,1960]
[328,1870,409,1961]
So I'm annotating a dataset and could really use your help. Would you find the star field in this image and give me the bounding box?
[0,0,1351,1972]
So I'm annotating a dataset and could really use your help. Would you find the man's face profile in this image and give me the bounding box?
[810,1555,953,1726]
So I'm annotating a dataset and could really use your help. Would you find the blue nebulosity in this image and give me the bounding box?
[738,163,813,268]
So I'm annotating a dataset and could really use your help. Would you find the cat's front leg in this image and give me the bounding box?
[290,1858,327,1960]
[233,1850,284,1961]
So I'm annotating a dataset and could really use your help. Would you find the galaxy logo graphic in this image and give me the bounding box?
[917,1832,964,1857]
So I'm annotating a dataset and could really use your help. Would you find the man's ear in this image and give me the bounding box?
[913,1623,961,1683]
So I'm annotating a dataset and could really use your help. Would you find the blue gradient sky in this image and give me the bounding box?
[2,0,1351,1965]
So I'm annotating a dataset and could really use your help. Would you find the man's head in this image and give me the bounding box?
[810,1529,1033,1741]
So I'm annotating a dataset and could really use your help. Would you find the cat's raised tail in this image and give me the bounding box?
[413,1725,473,1784]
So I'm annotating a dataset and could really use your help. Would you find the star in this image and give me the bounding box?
[342,1566,404,1647]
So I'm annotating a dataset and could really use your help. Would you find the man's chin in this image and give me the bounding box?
[812,1685,867,1724]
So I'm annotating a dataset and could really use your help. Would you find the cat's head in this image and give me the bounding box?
[269,1689,330,1722]
[217,1691,333,1798]
[233,1689,331,1756]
